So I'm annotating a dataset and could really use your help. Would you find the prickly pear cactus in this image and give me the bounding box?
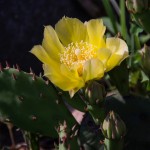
[0,66,76,137]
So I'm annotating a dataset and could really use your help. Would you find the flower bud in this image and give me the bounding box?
[85,81,106,105]
[102,111,126,140]
[126,0,149,14]
[140,45,150,77]
[126,0,150,33]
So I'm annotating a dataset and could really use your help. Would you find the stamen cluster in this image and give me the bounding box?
[60,41,97,69]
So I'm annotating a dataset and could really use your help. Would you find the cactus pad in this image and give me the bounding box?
[0,67,76,137]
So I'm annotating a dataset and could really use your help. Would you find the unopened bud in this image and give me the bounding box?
[85,81,106,105]
[140,45,150,77]
[102,111,126,140]
[126,0,150,33]
[126,0,149,14]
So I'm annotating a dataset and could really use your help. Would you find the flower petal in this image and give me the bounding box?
[86,19,106,47]
[106,37,129,71]
[106,37,128,55]
[55,17,88,45]
[42,26,65,61]
[106,54,125,71]
[83,58,104,82]
[30,45,52,64]
[61,64,85,97]
[43,63,84,91]
[60,64,85,87]
[97,48,111,68]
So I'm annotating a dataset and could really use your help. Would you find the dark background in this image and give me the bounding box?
[0,0,106,74]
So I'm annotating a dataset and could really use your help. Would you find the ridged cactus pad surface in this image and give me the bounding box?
[0,67,76,137]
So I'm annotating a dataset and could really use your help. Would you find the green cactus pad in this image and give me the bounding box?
[0,67,76,137]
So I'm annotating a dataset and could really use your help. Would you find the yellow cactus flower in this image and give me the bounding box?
[31,17,128,97]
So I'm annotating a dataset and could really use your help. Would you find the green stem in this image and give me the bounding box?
[104,138,123,150]
[120,0,127,40]
[24,132,39,150]
[134,34,141,49]
[102,0,118,34]
[128,32,134,67]
[30,133,39,150]
[6,123,15,148]
[87,104,106,125]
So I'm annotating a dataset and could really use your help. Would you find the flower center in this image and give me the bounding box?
[60,41,97,73]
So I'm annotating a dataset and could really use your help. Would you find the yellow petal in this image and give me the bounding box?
[106,37,128,55]
[42,26,65,61]
[106,54,124,71]
[60,64,85,88]
[55,17,88,46]
[43,63,84,91]
[30,45,52,64]
[60,64,79,79]
[86,19,106,47]
[83,58,104,82]
[106,37,129,71]
[97,48,111,68]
